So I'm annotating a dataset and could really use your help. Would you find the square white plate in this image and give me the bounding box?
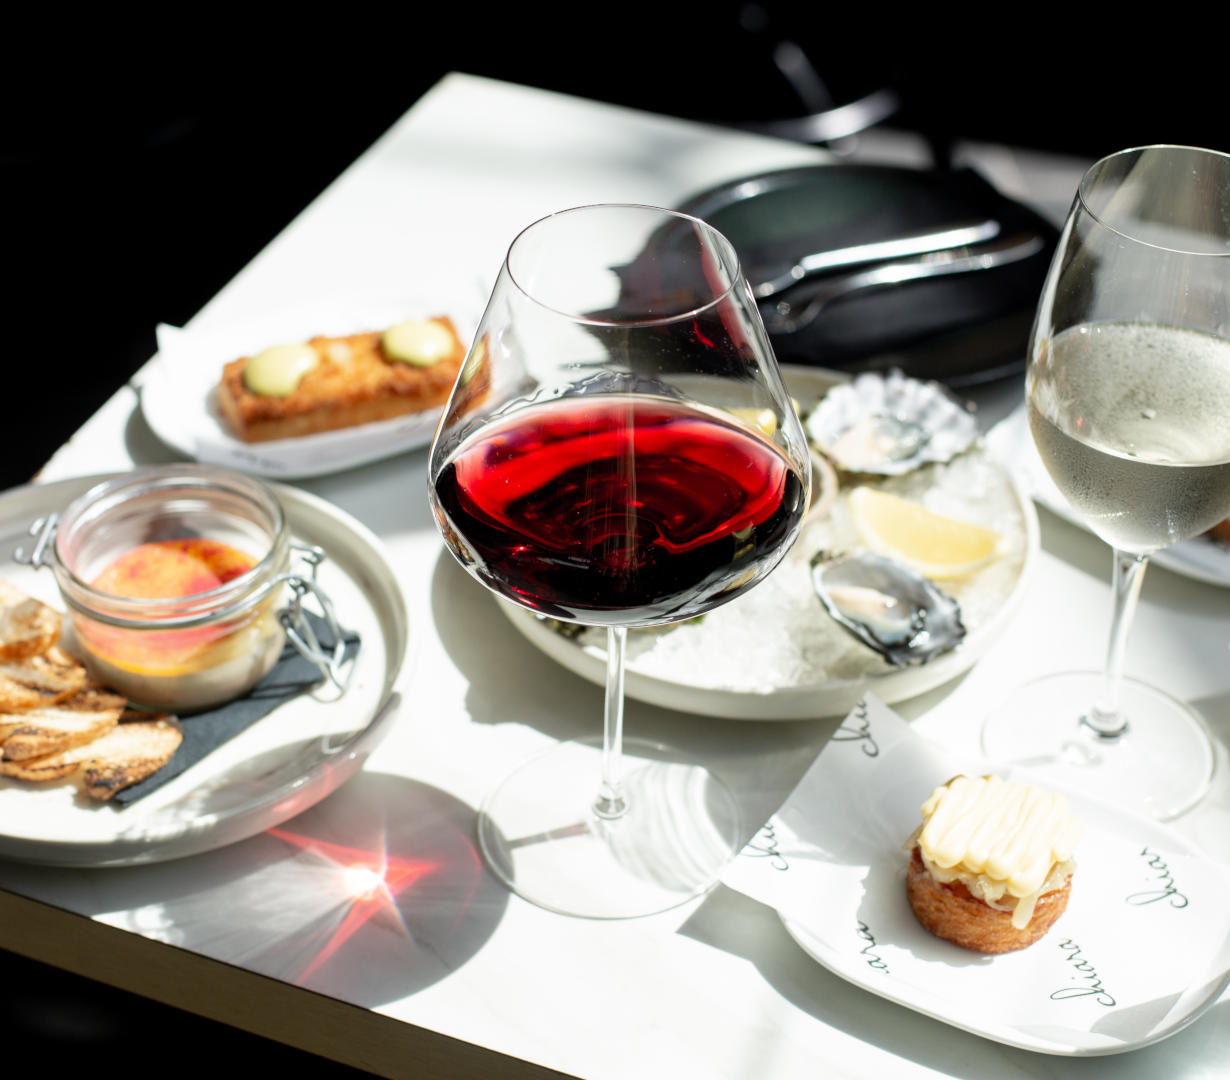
[722,695,1230,1055]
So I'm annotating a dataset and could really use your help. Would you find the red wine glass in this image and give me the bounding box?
[428,204,810,917]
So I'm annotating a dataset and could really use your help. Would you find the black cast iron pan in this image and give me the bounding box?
[672,164,1060,386]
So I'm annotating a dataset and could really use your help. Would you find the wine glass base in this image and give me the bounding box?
[981,671,1217,821]
[477,736,741,919]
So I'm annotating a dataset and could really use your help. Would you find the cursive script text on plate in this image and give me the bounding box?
[1126,845,1189,909]
[856,921,890,973]
[743,821,789,871]
[1050,939,1116,1007]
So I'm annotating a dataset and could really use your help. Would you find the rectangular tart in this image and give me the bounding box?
[216,316,466,443]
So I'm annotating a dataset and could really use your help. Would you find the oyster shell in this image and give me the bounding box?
[805,369,978,475]
[810,551,966,666]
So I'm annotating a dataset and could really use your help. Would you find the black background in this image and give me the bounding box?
[9,11,1223,493]
[3,8,1223,1074]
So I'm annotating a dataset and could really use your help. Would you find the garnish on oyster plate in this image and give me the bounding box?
[805,368,978,475]
[505,368,1035,719]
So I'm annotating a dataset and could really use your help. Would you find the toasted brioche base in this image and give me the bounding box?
[906,847,1071,954]
[216,318,466,443]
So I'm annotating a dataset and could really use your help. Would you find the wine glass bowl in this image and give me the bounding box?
[428,204,810,916]
[982,146,1230,820]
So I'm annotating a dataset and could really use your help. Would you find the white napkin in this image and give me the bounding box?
[721,695,1230,1053]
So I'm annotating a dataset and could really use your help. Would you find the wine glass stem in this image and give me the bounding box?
[1085,549,1149,740]
[594,625,629,820]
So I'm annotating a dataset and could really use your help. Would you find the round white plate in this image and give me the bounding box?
[986,405,1230,587]
[140,294,479,479]
[501,366,1039,721]
[0,474,408,867]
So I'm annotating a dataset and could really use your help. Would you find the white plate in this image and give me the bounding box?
[0,474,408,867]
[723,696,1230,1056]
[986,405,1230,587]
[780,798,1230,1056]
[140,294,479,479]
[501,367,1039,721]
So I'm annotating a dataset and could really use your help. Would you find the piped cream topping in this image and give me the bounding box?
[917,775,1083,928]
[381,318,454,366]
[243,343,319,396]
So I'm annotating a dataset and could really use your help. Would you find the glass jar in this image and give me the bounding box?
[41,466,296,712]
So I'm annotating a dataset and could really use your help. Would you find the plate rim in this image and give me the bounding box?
[779,911,1230,1057]
[500,365,1041,720]
[0,472,409,867]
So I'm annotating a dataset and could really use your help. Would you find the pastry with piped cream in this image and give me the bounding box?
[217,316,467,442]
[905,774,1082,953]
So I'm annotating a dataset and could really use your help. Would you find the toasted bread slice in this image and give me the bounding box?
[0,752,81,782]
[0,581,61,661]
[0,647,88,710]
[216,317,466,443]
[1,686,128,761]
[0,716,182,798]
[81,717,183,800]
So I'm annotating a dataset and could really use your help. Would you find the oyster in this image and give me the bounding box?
[805,369,978,475]
[810,551,966,666]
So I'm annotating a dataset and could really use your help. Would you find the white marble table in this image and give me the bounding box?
[1,74,1227,1079]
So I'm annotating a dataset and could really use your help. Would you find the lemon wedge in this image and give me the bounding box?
[848,487,1002,579]
[727,406,778,438]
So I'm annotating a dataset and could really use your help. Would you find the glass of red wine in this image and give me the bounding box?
[428,204,811,918]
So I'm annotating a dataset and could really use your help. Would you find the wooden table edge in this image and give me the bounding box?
[0,889,572,1080]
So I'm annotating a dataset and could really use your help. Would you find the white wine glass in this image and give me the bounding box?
[428,204,810,916]
[982,145,1230,820]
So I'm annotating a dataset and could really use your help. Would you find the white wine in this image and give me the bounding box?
[1028,322,1230,554]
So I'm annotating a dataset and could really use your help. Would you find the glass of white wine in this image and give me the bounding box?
[982,145,1230,820]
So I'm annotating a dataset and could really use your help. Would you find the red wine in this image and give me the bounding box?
[432,394,805,625]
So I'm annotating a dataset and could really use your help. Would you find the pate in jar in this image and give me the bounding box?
[47,466,290,712]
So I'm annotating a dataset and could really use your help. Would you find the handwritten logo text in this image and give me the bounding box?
[1049,939,1116,1006]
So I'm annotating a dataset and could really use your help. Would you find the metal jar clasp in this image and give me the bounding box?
[14,513,59,570]
[279,542,353,696]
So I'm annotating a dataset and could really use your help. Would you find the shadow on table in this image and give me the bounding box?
[429,544,594,745]
[428,545,840,842]
[679,884,1230,1076]
[123,386,443,544]
[1192,690,1230,743]
[122,391,178,468]
[59,772,508,1007]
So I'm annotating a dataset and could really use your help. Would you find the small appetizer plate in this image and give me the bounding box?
[0,474,408,867]
[721,695,1230,1055]
[141,294,479,480]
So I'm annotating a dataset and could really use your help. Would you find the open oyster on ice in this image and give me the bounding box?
[805,369,979,475]
[810,551,966,666]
